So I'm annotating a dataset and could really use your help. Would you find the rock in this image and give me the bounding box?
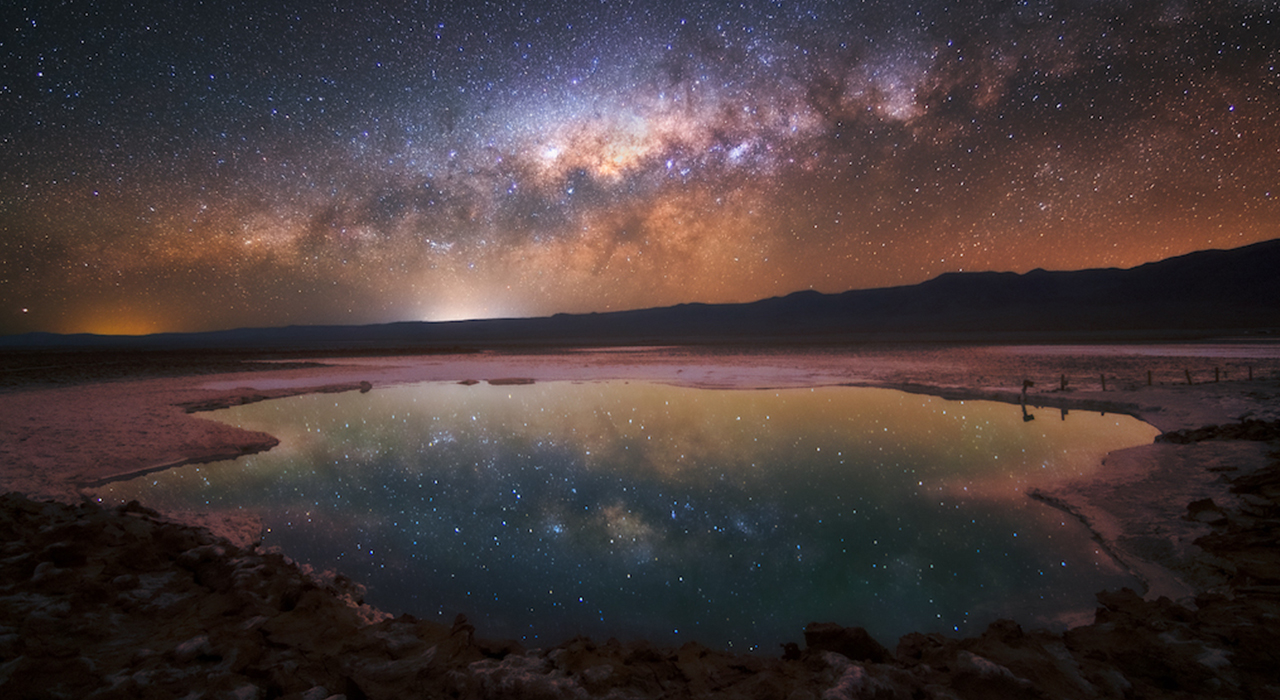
[173,634,213,663]
[803,622,890,664]
[1185,498,1229,525]
[4,487,1280,700]
[1157,418,1280,444]
[953,651,1033,694]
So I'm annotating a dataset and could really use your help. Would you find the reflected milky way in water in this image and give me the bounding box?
[99,382,1158,650]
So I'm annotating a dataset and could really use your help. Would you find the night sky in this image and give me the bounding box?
[2,1,1277,335]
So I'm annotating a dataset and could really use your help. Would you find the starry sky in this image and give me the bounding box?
[2,1,1277,335]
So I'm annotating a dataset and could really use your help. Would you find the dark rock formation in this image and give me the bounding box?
[4,452,1280,699]
[1157,419,1280,444]
[803,622,890,663]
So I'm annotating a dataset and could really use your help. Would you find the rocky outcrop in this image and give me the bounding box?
[803,621,890,664]
[4,471,1280,699]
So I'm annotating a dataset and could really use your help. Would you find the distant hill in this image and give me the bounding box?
[4,238,1279,352]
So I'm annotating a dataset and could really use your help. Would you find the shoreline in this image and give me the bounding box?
[4,347,1278,594]
[3,345,1280,697]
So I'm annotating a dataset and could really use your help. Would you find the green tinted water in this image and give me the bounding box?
[97,382,1158,651]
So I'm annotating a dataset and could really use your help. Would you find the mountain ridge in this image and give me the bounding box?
[5,238,1278,351]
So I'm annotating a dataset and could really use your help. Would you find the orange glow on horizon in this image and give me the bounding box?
[67,308,171,337]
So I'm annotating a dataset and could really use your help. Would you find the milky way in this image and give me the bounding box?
[2,1,1277,334]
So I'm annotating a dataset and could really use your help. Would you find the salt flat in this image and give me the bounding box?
[3,344,1280,697]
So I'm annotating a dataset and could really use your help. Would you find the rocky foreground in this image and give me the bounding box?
[2,420,1279,700]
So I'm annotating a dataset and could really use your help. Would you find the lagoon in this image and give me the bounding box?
[96,381,1159,651]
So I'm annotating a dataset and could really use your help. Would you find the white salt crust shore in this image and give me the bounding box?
[3,347,1280,586]
[3,344,1280,698]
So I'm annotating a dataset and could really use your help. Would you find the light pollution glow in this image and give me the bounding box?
[2,1,1277,334]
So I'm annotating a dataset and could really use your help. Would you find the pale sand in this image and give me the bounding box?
[3,344,1279,599]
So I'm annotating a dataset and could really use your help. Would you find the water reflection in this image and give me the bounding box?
[97,382,1159,650]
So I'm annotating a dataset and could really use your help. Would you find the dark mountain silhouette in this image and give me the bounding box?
[4,238,1278,352]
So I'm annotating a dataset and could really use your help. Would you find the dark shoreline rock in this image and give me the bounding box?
[487,377,536,386]
[1157,419,1280,445]
[5,450,1280,700]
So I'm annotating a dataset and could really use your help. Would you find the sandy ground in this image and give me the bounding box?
[3,344,1280,588]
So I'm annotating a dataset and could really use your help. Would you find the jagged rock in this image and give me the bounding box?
[4,487,1280,699]
[803,622,890,664]
[1185,498,1230,525]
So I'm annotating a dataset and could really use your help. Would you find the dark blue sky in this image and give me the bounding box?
[2,1,1276,333]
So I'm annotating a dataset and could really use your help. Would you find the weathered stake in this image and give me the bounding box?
[1215,366,1220,383]
[1101,374,1107,391]
[1185,369,1193,385]
[1147,370,1152,386]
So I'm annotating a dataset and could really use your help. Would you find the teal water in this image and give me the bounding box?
[96,382,1158,651]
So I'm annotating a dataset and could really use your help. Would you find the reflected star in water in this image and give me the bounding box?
[100,381,1156,649]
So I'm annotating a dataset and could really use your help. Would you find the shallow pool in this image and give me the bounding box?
[97,382,1159,651]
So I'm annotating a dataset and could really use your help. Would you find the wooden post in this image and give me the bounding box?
[1215,367,1220,382]
[1101,374,1106,391]
[1185,369,1193,385]
[1249,366,1254,380]
[1147,370,1152,386]
[1060,374,1067,391]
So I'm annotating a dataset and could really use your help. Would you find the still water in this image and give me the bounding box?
[98,382,1158,650]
